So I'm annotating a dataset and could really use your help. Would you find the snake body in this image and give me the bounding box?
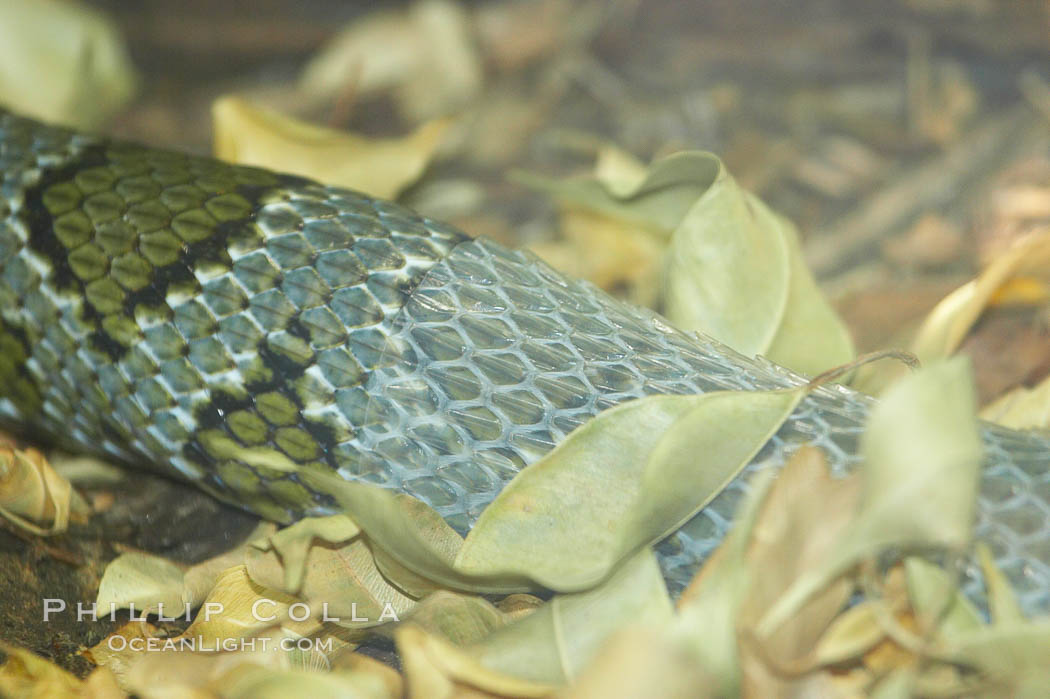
[1,108,1049,611]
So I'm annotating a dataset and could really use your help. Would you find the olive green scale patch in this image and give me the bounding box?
[4,110,468,526]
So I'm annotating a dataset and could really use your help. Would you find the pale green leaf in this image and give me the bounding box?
[904,557,982,637]
[400,590,513,647]
[254,514,361,594]
[512,151,721,236]
[456,389,804,589]
[671,469,777,698]
[0,0,136,129]
[300,388,803,596]
[516,150,853,376]
[761,209,856,375]
[759,358,981,634]
[213,96,451,200]
[468,549,673,685]
[245,535,417,628]
[95,552,186,615]
[812,601,887,666]
[976,542,1026,626]
[937,622,1050,698]
[664,170,791,360]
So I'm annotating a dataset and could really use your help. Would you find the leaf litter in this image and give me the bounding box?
[2,5,1050,695]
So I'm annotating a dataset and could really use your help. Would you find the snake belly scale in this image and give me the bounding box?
[1,108,1049,610]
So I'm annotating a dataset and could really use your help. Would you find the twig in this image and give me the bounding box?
[804,105,1045,279]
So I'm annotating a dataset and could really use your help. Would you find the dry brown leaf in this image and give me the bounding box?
[979,371,1050,430]
[0,642,85,698]
[396,625,555,699]
[911,230,1050,355]
[0,446,88,535]
[738,447,862,696]
[246,535,417,628]
[86,619,165,687]
[856,228,1050,395]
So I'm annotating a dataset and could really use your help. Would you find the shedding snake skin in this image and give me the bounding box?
[1,108,1049,613]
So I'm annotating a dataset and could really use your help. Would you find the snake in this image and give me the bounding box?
[1,107,1049,614]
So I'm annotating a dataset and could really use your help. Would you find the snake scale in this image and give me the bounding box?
[1,107,1049,613]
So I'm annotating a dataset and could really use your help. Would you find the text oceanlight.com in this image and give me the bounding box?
[106,635,337,653]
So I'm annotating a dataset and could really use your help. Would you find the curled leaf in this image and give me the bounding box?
[911,230,1050,363]
[246,533,417,628]
[97,521,277,614]
[212,96,451,200]
[904,557,981,637]
[466,550,672,685]
[0,642,83,698]
[979,372,1050,430]
[397,625,554,699]
[95,552,186,616]
[0,446,87,535]
[456,389,805,590]
[253,515,361,594]
[300,387,804,596]
[861,228,1050,395]
[975,542,1025,626]
[517,151,854,376]
[298,0,482,121]
[759,358,981,635]
[400,590,513,647]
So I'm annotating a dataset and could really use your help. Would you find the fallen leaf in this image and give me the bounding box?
[246,535,418,628]
[672,469,777,697]
[737,447,861,696]
[979,372,1050,430]
[397,625,554,699]
[560,625,712,699]
[456,389,806,590]
[95,552,187,617]
[298,0,482,121]
[297,387,805,600]
[399,591,513,646]
[759,358,981,635]
[254,515,361,594]
[0,0,136,129]
[911,230,1050,362]
[935,622,1050,697]
[212,96,451,200]
[0,642,84,698]
[467,550,672,685]
[0,446,88,535]
[904,557,981,637]
[975,542,1025,626]
[517,151,854,375]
